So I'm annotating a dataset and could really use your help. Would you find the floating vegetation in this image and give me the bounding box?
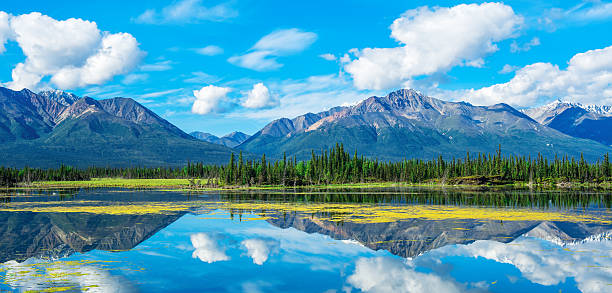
[204,201,612,225]
[0,201,198,215]
[0,259,122,292]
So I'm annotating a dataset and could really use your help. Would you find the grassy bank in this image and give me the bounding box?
[25,176,612,190]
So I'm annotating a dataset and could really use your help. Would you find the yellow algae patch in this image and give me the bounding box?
[204,201,612,225]
[25,286,76,292]
[32,178,194,188]
[1,259,122,292]
[0,201,199,215]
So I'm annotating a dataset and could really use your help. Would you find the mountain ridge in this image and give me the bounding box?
[190,130,251,147]
[238,89,611,161]
[522,100,612,146]
[0,87,236,167]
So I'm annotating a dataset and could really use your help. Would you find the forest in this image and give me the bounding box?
[0,144,610,187]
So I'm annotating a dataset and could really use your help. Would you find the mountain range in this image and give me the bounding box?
[522,100,612,146]
[237,89,611,161]
[1,86,610,167]
[190,131,250,148]
[0,87,234,167]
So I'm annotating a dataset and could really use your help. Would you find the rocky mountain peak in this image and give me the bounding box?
[38,89,80,107]
[56,97,105,123]
[98,97,162,125]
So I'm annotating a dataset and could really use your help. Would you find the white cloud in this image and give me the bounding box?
[430,235,612,293]
[192,85,231,115]
[319,53,337,61]
[184,71,219,84]
[228,74,379,120]
[122,73,149,85]
[241,238,280,265]
[242,83,278,109]
[0,11,11,53]
[228,28,317,71]
[344,3,523,90]
[139,60,172,72]
[499,64,520,74]
[1,12,144,90]
[540,1,612,31]
[347,257,461,293]
[196,45,223,56]
[190,233,230,263]
[466,45,612,107]
[139,88,181,99]
[134,0,237,24]
[510,37,540,53]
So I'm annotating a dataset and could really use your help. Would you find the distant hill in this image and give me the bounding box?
[190,131,250,148]
[522,100,612,146]
[239,89,611,161]
[0,87,235,167]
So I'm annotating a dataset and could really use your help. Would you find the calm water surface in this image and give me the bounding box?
[0,187,611,292]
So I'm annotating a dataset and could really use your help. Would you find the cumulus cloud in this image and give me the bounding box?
[228,28,317,71]
[510,37,540,53]
[344,3,523,90]
[241,238,280,265]
[319,53,337,61]
[0,11,11,53]
[190,233,230,263]
[242,83,278,109]
[134,0,237,24]
[227,74,379,120]
[466,45,612,107]
[191,85,231,115]
[347,257,461,293]
[1,12,144,90]
[430,235,612,293]
[196,45,223,56]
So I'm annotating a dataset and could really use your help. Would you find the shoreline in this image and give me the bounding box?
[11,177,612,191]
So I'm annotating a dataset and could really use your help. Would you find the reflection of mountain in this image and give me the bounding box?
[268,214,612,258]
[0,211,184,262]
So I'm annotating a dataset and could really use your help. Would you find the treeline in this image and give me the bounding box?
[1,144,610,187]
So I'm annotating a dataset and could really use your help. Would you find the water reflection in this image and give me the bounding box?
[0,187,609,292]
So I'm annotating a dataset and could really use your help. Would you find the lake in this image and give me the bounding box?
[0,187,611,292]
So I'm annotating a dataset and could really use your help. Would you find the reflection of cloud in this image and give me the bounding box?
[241,238,280,265]
[1,259,134,292]
[431,235,612,293]
[347,257,461,293]
[190,233,229,263]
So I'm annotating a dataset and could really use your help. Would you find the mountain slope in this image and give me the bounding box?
[0,87,236,167]
[522,100,612,146]
[239,89,611,161]
[0,88,59,142]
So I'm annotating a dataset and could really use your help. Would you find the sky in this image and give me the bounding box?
[0,0,610,136]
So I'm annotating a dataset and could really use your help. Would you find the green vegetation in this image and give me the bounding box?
[1,144,611,188]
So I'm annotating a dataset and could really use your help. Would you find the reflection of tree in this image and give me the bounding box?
[220,187,612,209]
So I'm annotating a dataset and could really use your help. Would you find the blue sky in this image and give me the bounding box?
[0,0,611,136]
